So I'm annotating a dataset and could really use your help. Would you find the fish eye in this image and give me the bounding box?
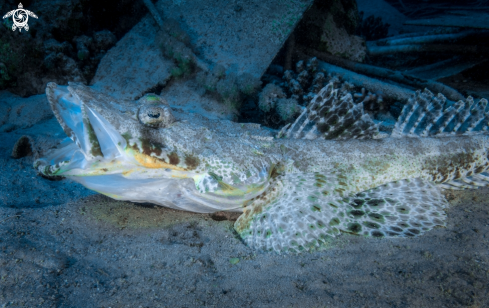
[137,94,175,128]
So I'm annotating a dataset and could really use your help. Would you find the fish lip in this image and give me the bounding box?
[45,82,128,161]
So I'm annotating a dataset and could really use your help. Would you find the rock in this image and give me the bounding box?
[90,16,174,100]
[160,79,237,121]
[0,92,53,131]
[11,135,34,159]
[356,0,407,36]
[43,39,73,55]
[91,0,314,100]
[73,35,93,61]
[209,211,241,222]
[319,14,366,62]
[153,0,314,77]
[0,92,12,126]
[93,30,117,51]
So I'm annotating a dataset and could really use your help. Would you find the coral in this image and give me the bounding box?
[41,53,86,84]
[258,84,286,113]
[317,13,366,62]
[92,30,117,51]
[44,39,74,55]
[0,41,20,89]
[0,62,11,88]
[356,12,390,41]
[157,20,196,79]
[74,35,92,61]
[237,72,262,96]
[275,98,301,122]
[216,73,241,108]
[353,87,385,111]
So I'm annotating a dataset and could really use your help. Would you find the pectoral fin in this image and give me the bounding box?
[235,172,348,253]
[341,178,448,238]
[235,175,449,253]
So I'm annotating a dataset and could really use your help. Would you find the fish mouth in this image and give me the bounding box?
[33,83,199,209]
[34,82,132,178]
[33,82,260,213]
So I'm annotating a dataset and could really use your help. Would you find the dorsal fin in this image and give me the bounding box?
[391,89,489,138]
[438,172,489,190]
[278,82,380,140]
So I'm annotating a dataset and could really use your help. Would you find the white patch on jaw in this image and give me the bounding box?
[194,173,219,193]
[84,105,127,159]
[69,174,244,213]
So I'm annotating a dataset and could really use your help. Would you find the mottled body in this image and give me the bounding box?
[36,83,489,252]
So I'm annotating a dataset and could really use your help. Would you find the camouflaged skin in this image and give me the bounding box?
[37,82,489,252]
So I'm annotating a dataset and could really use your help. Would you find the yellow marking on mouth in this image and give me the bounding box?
[130,149,187,171]
[122,170,135,176]
[171,173,190,179]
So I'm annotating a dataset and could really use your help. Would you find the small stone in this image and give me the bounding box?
[11,135,33,159]
[209,211,241,221]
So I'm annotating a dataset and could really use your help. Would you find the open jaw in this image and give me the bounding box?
[34,83,268,213]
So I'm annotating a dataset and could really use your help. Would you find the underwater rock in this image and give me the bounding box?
[92,30,117,51]
[160,79,237,121]
[258,84,286,113]
[0,92,53,131]
[73,35,92,61]
[11,135,34,159]
[357,13,390,41]
[152,0,313,77]
[319,14,366,62]
[43,39,74,55]
[91,0,313,100]
[0,94,12,126]
[90,16,173,100]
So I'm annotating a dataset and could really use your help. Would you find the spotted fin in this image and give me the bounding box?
[235,175,448,253]
[235,172,346,253]
[341,178,448,238]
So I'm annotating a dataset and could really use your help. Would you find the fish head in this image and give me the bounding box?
[34,83,212,209]
[34,83,271,212]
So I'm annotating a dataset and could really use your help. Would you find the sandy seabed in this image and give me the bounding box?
[1,123,489,308]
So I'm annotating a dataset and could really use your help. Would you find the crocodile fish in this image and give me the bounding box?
[35,82,489,253]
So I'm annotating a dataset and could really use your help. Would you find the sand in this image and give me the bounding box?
[1,119,488,307]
